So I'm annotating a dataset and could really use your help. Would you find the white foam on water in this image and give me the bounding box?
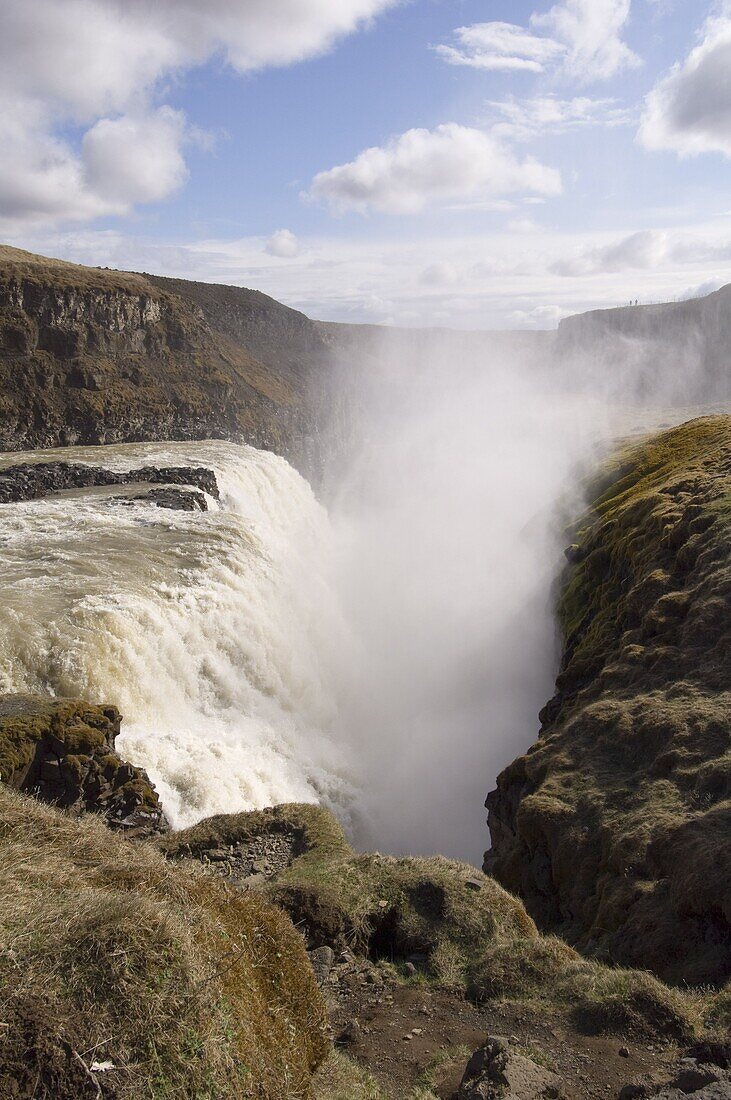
[0,441,355,828]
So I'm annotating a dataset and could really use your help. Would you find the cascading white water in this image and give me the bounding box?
[0,441,355,828]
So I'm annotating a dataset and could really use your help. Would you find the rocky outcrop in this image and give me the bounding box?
[118,485,209,510]
[485,416,731,986]
[0,245,322,468]
[0,458,218,503]
[0,694,164,835]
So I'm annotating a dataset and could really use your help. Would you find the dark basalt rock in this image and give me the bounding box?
[116,486,209,511]
[618,1044,731,1099]
[0,694,165,837]
[0,460,218,504]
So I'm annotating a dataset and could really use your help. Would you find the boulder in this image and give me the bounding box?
[457,1035,564,1099]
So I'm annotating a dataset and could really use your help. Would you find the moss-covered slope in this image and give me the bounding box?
[164,803,709,1047]
[485,415,731,986]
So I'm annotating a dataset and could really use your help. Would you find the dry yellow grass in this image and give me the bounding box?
[0,787,329,1099]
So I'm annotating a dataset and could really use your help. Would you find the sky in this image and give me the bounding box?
[3,0,731,328]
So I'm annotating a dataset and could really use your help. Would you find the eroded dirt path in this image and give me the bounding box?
[326,964,679,1099]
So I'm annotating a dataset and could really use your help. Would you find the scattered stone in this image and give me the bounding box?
[185,828,299,886]
[308,946,335,986]
[465,877,484,892]
[620,1048,631,1058]
[671,1061,722,1094]
[618,1051,731,1100]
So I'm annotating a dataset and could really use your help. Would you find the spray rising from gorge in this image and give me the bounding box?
[0,326,707,861]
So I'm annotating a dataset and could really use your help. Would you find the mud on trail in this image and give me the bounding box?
[326,962,679,1099]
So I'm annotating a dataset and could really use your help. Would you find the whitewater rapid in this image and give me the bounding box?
[0,441,354,828]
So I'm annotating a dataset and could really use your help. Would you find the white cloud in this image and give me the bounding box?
[434,22,563,73]
[0,0,401,228]
[509,304,571,328]
[82,108,188,205]
[420,262,459,286]
[0,107,189,230]
[265,229,300,258]
[507,216,539,234]
[639,14,731,157]
[552,229,668,275]
[435,0,639,83]
[489,96,634,140]
[533,0,640,81]
[307,123,562,215]
[679,277,727,300]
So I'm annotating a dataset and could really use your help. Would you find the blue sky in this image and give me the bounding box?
[4,0,731,327]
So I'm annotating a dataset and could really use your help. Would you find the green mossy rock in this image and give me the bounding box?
[486,416,731,986]
[0,693,163,834]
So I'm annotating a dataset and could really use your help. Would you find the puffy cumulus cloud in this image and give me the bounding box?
[552,229,668,275]
[639,14,731,157]
[0,107,189,231]
[307,123,562,215]
[82,108,188,205]
[489,96,634,141]
[435,0,639,83]
[0,0,401,228]
[419,262,459,286]
[265,229,300,258]
[509,304,571,328]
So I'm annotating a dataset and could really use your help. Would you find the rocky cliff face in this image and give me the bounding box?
[485,416,731,986]
[555,287,731,404]
[0,245,324,469]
